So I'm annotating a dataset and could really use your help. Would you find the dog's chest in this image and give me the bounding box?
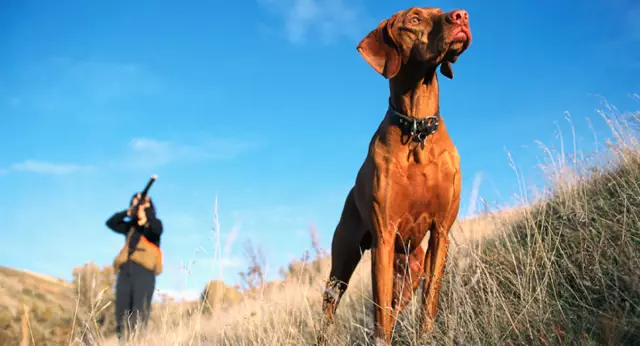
[380,149,459,246]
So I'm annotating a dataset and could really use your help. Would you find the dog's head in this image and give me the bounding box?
[357,7,472,80]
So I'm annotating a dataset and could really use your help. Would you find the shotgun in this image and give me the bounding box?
[126,174,158,259]
[130,174,157,222]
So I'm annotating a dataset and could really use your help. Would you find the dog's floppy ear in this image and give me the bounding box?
[439,55,458,79]
[357,14,402,79]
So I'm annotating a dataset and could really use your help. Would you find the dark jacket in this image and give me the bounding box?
[106,207,163,247]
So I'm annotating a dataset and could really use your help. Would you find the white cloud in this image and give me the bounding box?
[163,212,198,230]
[223,225,240,256]
[610,0,640,41]
[592,0,640,70]
[155,288,201,302]
[465,172,484,218]
[8,97,21,108]
[125,137,255,168]
[258,0,370,44]
[11,57,163,118]
[42,57,161,109]
[295,228,307,238]
[188,257,245,274]
[630,5,640,40]
[219,256,244,269]
[6,160,95,175]
[232,205,309,227]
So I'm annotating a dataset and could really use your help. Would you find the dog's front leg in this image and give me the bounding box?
[370,210,396,345]
[420,171,461,337]
[420,229,450,335]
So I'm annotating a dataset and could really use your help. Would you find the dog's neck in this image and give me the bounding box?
[388,66,439,120]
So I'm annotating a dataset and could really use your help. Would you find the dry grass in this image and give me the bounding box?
[4,99,640,345]
[0,266,77,345]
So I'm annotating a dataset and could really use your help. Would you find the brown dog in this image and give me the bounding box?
[319,6,472,345]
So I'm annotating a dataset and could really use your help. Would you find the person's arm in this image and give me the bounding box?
[141,208,163,245]
[144,208,163,238]
[106,210,131,235]
[147,215,163,238]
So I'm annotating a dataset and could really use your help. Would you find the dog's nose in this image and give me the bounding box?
[447,10,469,25]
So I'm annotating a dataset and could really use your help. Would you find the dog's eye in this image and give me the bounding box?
[410,17,421,24]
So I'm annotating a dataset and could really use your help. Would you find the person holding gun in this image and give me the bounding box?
[105,175,163,341]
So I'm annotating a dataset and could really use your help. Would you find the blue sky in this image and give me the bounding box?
[1,0,638,300]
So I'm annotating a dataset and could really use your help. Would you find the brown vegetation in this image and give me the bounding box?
[3,102,639,345]
[0,266,75,345]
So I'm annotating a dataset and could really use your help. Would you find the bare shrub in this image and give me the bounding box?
[71,261,116,343]
[200,280,243,313]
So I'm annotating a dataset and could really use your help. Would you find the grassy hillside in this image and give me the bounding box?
[5,103,640,345]
[0,266,76,345]
[0,263,230,345]
[102,105,637,345]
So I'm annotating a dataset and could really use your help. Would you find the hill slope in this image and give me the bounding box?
[102,123,640,345]
[0,266,76,345]
[6,111,640,346]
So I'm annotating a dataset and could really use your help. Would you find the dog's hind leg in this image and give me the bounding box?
[318,187,368,344]
[392,246,427,314]
[323,187,368,320]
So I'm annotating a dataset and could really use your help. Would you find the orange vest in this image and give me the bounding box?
[113,228,163,276]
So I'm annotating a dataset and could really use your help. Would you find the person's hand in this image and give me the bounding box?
[135,196,151,226]
[126,193,142,217]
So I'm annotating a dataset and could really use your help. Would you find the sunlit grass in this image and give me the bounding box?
[6,99,639,345]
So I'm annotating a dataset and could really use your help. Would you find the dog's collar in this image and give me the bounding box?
[387,102,440,144]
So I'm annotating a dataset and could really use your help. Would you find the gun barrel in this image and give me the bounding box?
[131,175,157,220]
[139,174,158,199]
